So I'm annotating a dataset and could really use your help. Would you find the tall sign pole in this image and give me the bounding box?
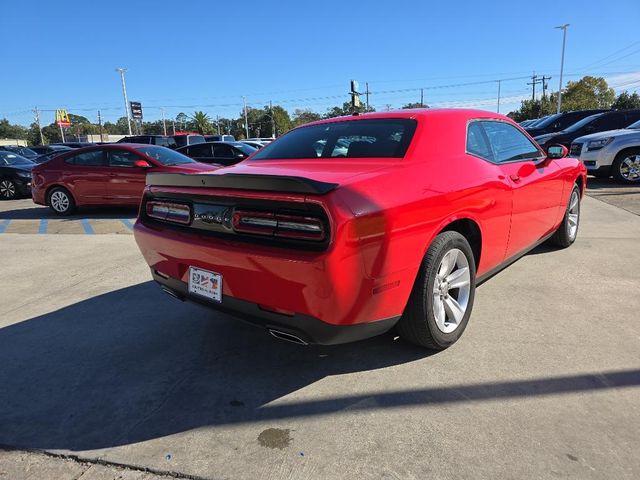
[555,24,569,114]
[116,67,133,135]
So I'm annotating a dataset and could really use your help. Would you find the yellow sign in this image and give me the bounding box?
[55,109,71,127]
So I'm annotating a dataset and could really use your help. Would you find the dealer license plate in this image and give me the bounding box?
[188,267,222,303]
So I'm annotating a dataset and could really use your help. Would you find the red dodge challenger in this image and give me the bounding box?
[133,109,586,349]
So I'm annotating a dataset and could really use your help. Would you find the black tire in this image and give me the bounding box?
[47,187,76,215]
[397,231,476,350]
[550,184,581,248]
[612,148,640,184]
[0,178,17,200]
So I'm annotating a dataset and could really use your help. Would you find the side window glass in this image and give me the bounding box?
[66,150,104,166]
[214,145,234,158]
[195,144,212,156]
[466,122,493,161]
[481,121,542,163]
[109,150,143,167]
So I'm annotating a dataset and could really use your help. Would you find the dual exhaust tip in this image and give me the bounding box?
[268,329,308,345]
[160,286,308,345]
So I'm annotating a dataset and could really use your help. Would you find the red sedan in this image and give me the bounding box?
[133,109,586,349]
[31,144,219,214]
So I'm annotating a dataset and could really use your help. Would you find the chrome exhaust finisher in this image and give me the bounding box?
[268,329,308,345]
[161,286,185,302]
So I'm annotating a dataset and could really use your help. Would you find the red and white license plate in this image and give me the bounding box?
[188,267,222,303]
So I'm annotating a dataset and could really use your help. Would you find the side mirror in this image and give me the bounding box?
[546,144,568,159]
[133,159,151,168]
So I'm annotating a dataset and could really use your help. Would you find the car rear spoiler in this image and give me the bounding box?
[146,172,339,195]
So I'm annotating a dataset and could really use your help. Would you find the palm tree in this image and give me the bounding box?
[190,111,211,134]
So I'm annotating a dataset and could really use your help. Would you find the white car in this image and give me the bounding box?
[571,119,640,183]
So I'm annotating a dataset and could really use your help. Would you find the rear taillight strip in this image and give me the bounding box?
[233,210,325,241]
[146,201,191,225]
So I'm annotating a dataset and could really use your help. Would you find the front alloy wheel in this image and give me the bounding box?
[613,149,640,184]
[550,184,581,248]
[0,179,17,200]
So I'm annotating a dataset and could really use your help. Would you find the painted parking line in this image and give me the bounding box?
[120,219,134,229]
[0,219,11,234]
[80,219,95,235]
[38,219,48,234]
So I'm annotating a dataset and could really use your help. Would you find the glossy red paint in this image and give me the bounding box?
[31,143,219,208]
[133,109,586,344]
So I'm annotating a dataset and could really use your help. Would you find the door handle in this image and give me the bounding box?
[509,174,521,182]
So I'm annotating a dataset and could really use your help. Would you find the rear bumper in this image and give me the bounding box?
[133,219,412,341]
[151,269,399,345]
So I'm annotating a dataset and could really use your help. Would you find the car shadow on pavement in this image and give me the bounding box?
[0,205,137,220]
[585,177,639,191]
[0,281,429,451]
[0,281,638,452]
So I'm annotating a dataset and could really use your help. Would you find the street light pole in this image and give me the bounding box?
[555,24,569,114]
[115,67,133,135]
[161,107,167,136]
[242,96,249,139]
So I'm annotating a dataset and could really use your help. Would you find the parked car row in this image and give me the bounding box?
[520,109,640,183]
[0,134,269,202]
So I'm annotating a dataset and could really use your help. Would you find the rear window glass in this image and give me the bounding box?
[251,119,417,160]
[134,146,195,165]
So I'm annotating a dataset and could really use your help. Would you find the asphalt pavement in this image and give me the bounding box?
[0,189,638,479]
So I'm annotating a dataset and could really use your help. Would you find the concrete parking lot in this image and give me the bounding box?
[0,183,639,479]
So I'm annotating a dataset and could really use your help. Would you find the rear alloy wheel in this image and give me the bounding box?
[550,184,581,248]
[612,149,640,184]
[0,179,17,200]
[48,187,75,215]
[397,231,476,350]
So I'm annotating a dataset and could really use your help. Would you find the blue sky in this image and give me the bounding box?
[2,0,639,126]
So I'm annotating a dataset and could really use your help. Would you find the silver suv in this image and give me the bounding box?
[571,119,640,183]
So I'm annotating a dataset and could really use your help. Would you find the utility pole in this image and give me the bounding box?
[527,72,542,101]
[242,96,249,138]
[541,75,552,99]
[115,67,133,135]
[556,24,569,113]
[97,110,104,142]
[269,100,276,138]
[420,88,424,108]
[172,120,176,135]
[496,80,501,113]
[33,107,45,145]
[216,115,221,136]
[161,107,167,135]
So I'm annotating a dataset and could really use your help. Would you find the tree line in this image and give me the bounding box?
[1,100,389,145]
[507,76,640,122]
[2,75,638,145]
